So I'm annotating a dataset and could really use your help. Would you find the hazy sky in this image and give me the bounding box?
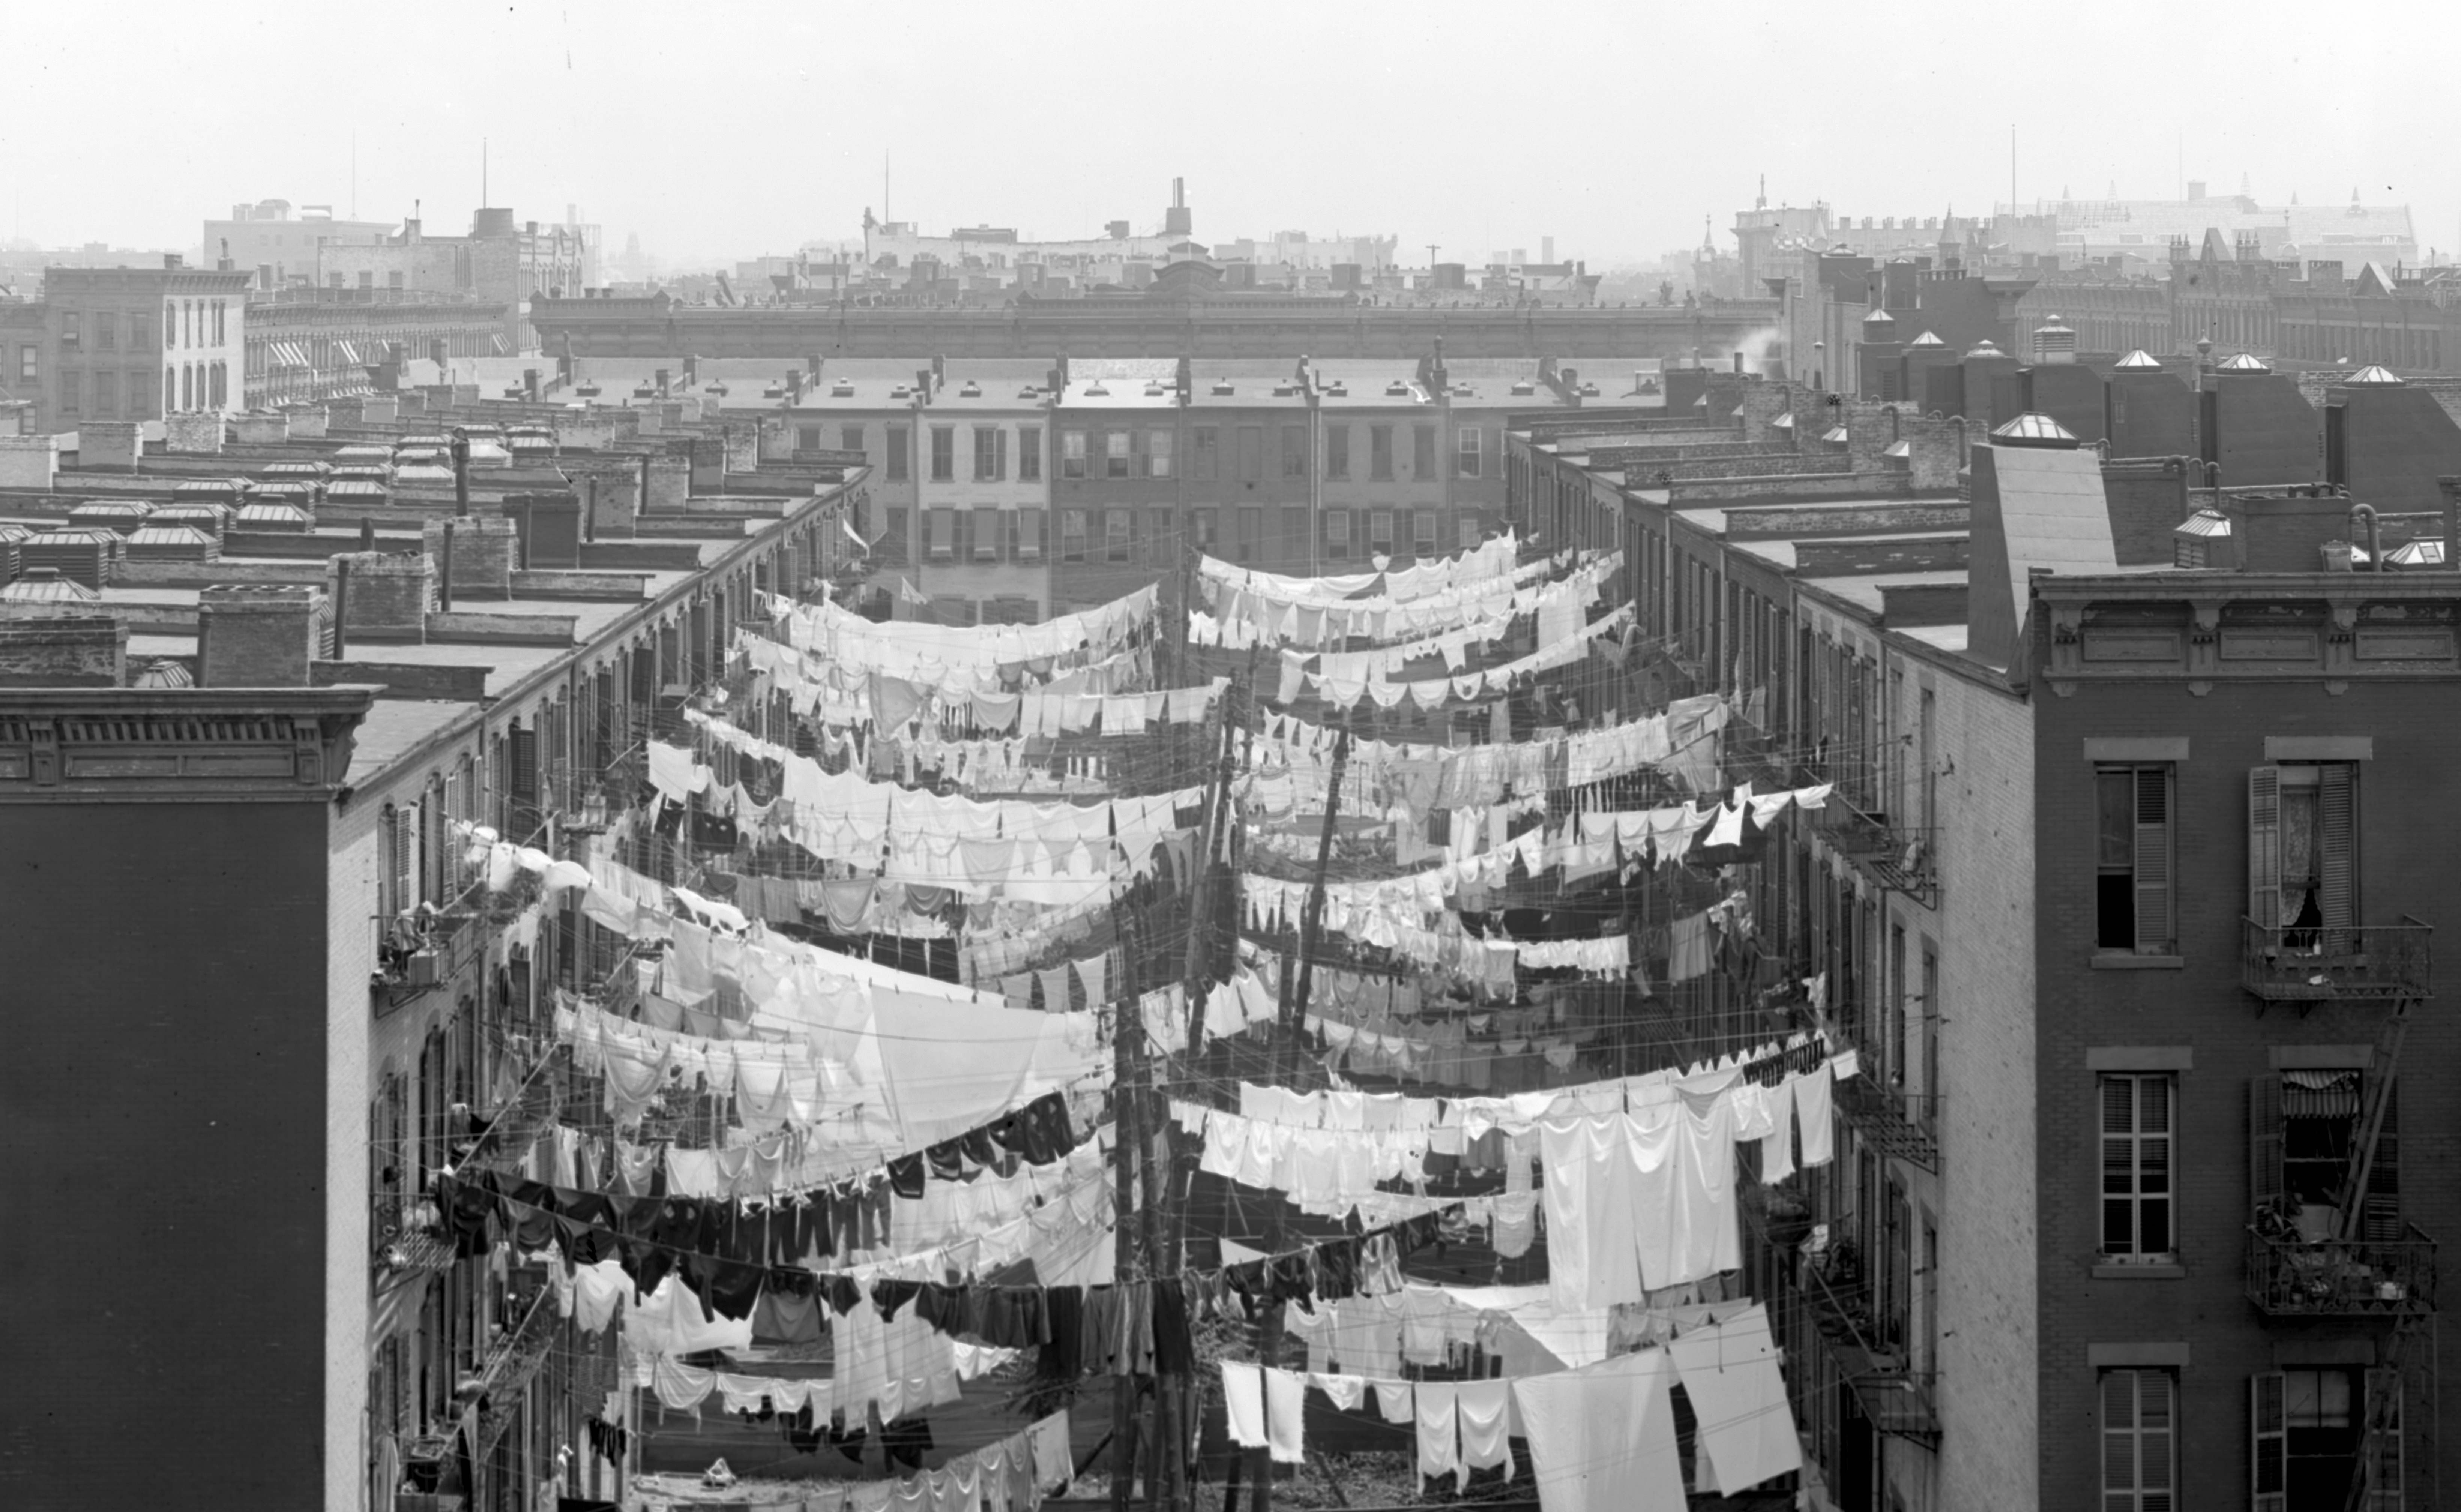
[6,2,2452,268]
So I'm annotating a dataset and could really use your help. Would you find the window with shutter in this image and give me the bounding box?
[2318,762,2356,937]
[973,507,1000,561]
[928,507,955,561]
[390,806,416,921]
[2096,764,2174,953]
[377,804,401,921]
[2252,1372,2288,1512]
[2250,1073,2285,1222]
[2134,766,2172,952]
[2356,1079,2399,1242]
[2103,1369,2176,1512]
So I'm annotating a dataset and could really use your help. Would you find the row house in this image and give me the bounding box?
[0,404,866,1512]
[1512,383,2461,1512]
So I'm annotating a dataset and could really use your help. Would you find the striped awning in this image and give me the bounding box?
[491,333,511,355]
[2283,1068,2360,1119]
[334,340,362,365]
[272,341,310,369]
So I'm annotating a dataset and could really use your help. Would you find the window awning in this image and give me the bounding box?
[334,340,362,365]
[273,342,310,369]
[2283,1069,2360,1119]
[491,333,512,355]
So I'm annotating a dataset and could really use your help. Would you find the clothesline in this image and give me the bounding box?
[1197,530,1523,612]
[774,584,1161,678]
[629,1407,1074,1512]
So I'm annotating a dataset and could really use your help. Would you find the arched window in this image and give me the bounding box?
[164,302,176,347]
[179,365,191,411]
[209,362,226,408]
[164,369,176,412]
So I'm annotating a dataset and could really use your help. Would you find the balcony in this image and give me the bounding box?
[462,1281,561,1460]
[1832,1071,1939,1173]
[1803,1259,1939,1448]
[2242,916,2431,1008]
[1802,785,1937,909]
[375,910,484,1013]
[2246,1227,2438,1316]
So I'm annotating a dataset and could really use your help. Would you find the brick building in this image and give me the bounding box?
[1510,369,2461,1510]
[0,394,865,1511]
[314,208,598,356]
[2,260,253,432]
[243,286,511,410]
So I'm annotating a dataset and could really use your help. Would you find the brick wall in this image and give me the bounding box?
[164,411,224,453]
[0,433,59,489]
[2029,674,2461,1509]
[644,456,691,513]
[80,420,143,472]
[330,550,432,643]
[233,413,290,445]
[0,611,127,686]
[1930,662,2041,1512]
[198,584,321,687]
[282,404,329,438]
[420,515,517,598]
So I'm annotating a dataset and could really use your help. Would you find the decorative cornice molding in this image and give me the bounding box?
[0,687,377,802]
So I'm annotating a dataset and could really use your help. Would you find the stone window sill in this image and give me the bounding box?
[2091,954,2185,970]
[2093,1262,2186,1280]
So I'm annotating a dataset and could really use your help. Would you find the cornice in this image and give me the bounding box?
[0,687,378,802]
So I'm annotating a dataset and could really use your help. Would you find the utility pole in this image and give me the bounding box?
[1240,721,1350,1512]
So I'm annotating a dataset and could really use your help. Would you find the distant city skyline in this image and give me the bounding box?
[3,3,2453,273]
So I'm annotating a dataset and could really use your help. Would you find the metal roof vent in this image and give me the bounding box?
[2216,353,2272,374]
[1510,380,1536,396]
[830,381,856,396]
[958,381,982,397]
[2113,350,2163,370]
[2344,364,2405,387]
[1084,383,1111,397]
[1211,382,1236,396]
[1386,381,1411,397]
[1990,411,2082,448]
[2173,507,2232,568]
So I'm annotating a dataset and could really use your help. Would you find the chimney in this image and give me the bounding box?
[198,584,324,687]
[0,609,128,688]
[327,551,433,644]
[421,515,516,598]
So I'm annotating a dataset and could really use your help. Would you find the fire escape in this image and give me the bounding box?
[2242,928,2435,1512]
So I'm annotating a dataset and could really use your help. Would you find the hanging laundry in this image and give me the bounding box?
[1512,1347,1686,1512]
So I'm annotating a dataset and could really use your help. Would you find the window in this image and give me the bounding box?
[886,424,910,482]
[841,424,865,454]
[927,507,955,561]
[59,371,80,412]
[1149,507,1172,559]
[1105,431,1131,479]
[973,506,1000,561]
[1413,424,1436,478]
[796,425,822,452]
[213,300,226,344]
[1325,424,1351,480]
[930,425,955,482]
[1236,507,1262,563]
[1238,426,1264,482]
[1325,509,1352,561]
[164,369,175,413]
[2099,1073,2175,1260]
[128,312,146,350]
[61,312,83,350]
[2100,1369,2176,1512]
[1920,944,1940,1133]
[16,345,33,382]
[210,361,226,408]
[1062,430,1087,479]
[1369,424,1394,480]
[1018,507,1046,561]
[1191,426,1218,481]
[97,313,115,351]
[1281,426,1308,479]
[93,371,116,417]
[1060,509,1086,561]
[1105,508,1131,562]
[1282,506,1309,560]
[1368,509,1394,556]
[2096,764,2174,954]
[1147,430,1173,478]
[972,426,1003,481]
[2254,1066,2397,1240]
[1456,424,1482,477]
[2253,1368,2398,1512]
[1018,426,1042,482]
[163,303,176,347]
[2250,762,2357,939]
[1192,507,1217,552]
